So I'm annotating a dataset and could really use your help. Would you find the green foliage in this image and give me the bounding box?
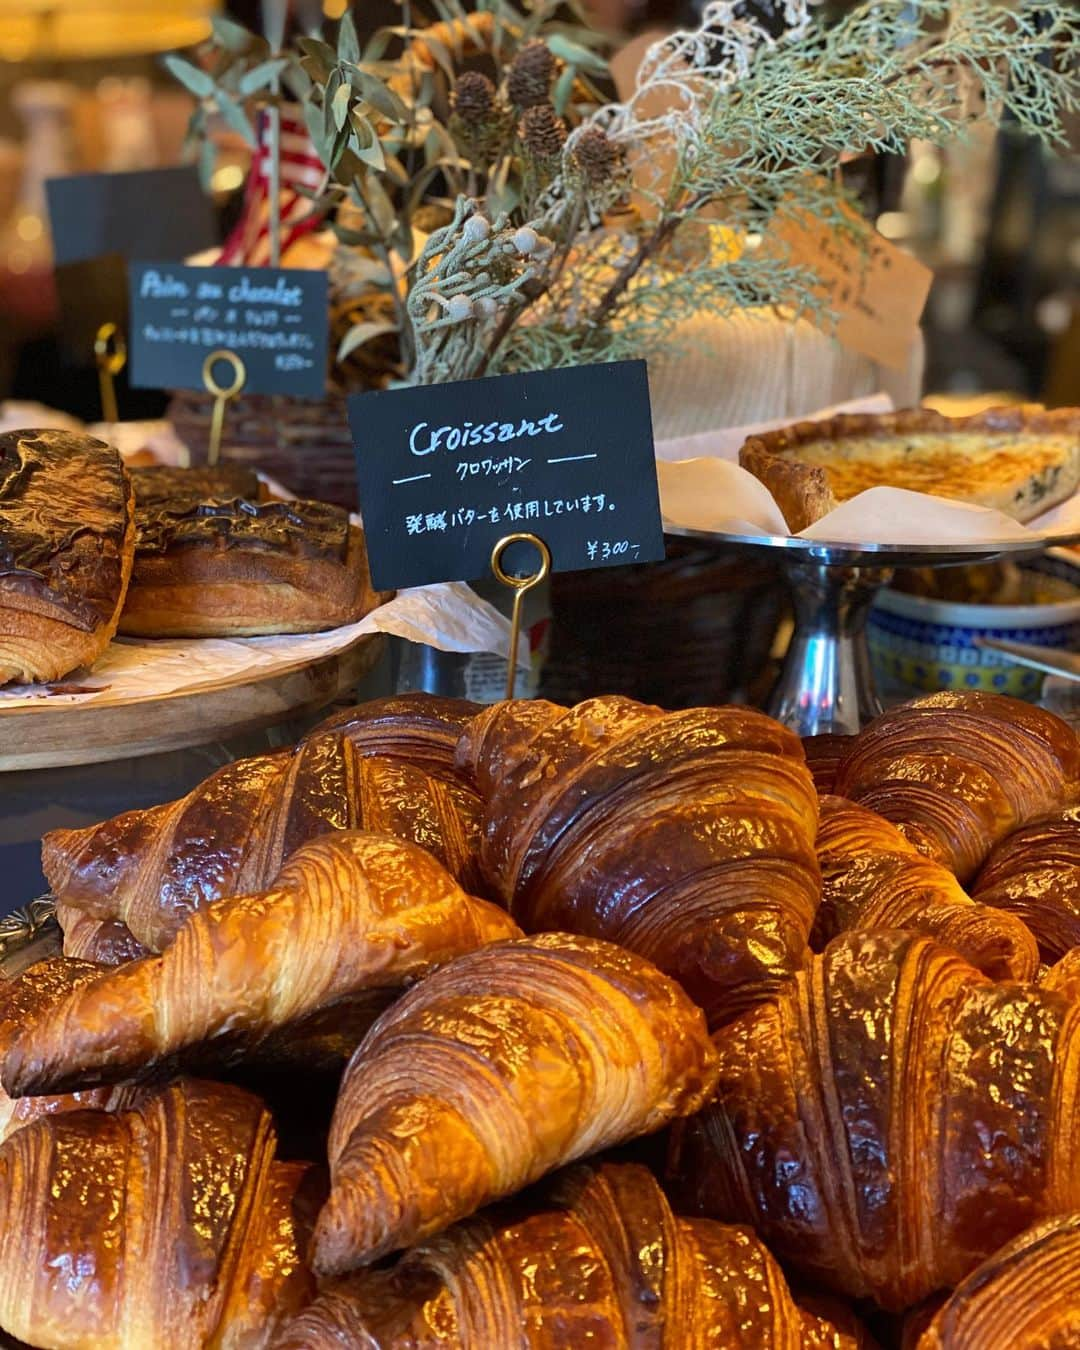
[165,0,1079,387]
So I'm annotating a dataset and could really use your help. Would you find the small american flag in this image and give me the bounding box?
[216,106,326,267]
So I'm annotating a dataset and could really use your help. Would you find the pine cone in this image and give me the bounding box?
[452,71,497,125]
[519,103,567,163]
[508,40,556,109]
[573,126,622,185]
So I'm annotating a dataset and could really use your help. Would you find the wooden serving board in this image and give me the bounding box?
[0,633,386,772]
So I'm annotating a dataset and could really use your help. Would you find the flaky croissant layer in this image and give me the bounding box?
[276,1162,870,1349]
[458,696,821,1028]
[314,932,720,1275]
[3,832,520,1095]
[670,928,1080,1312]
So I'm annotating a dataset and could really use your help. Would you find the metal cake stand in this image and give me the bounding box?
[665,526,1075,737]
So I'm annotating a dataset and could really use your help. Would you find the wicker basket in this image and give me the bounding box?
[540,540,784,710]
[167,389,360,509]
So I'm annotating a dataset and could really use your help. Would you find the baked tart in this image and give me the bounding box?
[739,406,1080,533]
[0,429,134,685]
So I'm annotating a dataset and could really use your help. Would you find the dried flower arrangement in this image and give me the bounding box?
[169,0,1079,388]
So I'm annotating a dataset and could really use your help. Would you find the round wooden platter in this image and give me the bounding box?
[0,633,386,772]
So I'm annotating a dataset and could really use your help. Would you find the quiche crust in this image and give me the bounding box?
[739,406,1080,533]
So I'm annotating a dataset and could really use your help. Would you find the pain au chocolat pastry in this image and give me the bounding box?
[670,929,1080,1312]
[280,1162,870,1349]
[814,795,1039,980]
[119,477,387,636]
[915,1213,1080,1349]
[832,692,1080,884]
[4,832,519,1094]
[0,428,134,684]
[312,933,719,1274]
[42,694,484,955]
[0,1077,316,1349]
[970,806,1080,963]
[457,696,820,1028]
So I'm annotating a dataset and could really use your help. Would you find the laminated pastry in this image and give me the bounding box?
[128,463,262,510]
[970,806,1080,963]
[3,832,520,1093]
[0,1077,316,1350]
[669,929,1080,1311]
[814,795,1039,980]
[457,696,820,1028]
[279,1162,871,1349]
[0,429,134,684]
[118,490,388,638]
[0,958,139,1145]
[914,1213,1080,1349]
[832,691,1080,884]
[312,932,719,1274]
[739,406,1080,532]
[42,694,485,954]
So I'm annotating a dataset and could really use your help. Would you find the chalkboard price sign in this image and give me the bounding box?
[349,360,665,590]
[127,262,328,397]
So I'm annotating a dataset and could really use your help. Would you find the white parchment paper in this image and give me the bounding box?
[655,395,1080,547]
[0,583,522,709]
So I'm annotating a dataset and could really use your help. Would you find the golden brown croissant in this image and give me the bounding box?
[279,1162,869,1349]
[815,795,1039,980]
[832,692,1080,883]
[669,929,1080,1311]
[4,832,520,1096]
[43,693,484,954]
[457,696,820,1027]
[916,1214,1080,1348]
[0,958,139,1144]
[970,806,1080,962]
[54,903,149,965]
[0,1077,316,1349]
[312,933,719,1275]
[803,733,857,796]
[1041,947,1080,1001]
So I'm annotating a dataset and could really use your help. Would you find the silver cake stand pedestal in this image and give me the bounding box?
[665,526,1067,737]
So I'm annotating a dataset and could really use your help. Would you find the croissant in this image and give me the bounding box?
[54,903,149,965]
[4,832,519,1096]
[43,693,484,954]
[1041,947,1080,1001]
[312,932,719,1275]
[803,733,857,796]
[457,696,820,1027]
[669,928,1080,1311]
[832,692,1080,883]
[279,1161,869,1349]
[814,795,1039,980]
[970,806,1080,962]
[0,958,138,1144]
[916,1214,1080,1348]
[0,1077,316,1349]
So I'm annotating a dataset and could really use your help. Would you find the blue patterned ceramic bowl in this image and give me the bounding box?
[869,554,1080,702]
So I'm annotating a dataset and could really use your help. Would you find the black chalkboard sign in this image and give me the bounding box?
[46,166,218,371]
[349,360,664,590]
[127,262,328,397]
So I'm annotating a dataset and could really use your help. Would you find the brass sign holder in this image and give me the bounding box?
[93,322,127,424]
[490,531,551,701]
[201,348,247,467]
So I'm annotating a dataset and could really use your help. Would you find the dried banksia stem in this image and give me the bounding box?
[507,39,556,109]
[573,125,622,185]
[452,71,497,125]
[519,103,567,162]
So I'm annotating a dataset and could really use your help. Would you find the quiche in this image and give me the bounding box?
[739,406,1080,533]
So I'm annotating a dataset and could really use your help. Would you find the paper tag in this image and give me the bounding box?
[768,206,932,370]
[349,360,665,590]
[127,262,328,397]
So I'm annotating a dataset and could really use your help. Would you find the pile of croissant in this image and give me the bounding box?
[2,688,1080,1348]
